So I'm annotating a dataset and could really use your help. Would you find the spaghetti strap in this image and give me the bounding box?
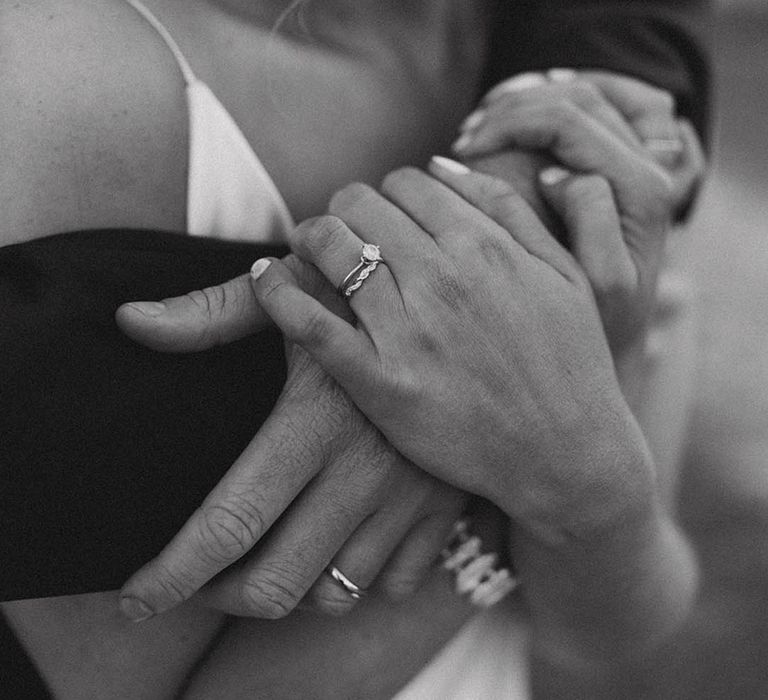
[123,0,197,85]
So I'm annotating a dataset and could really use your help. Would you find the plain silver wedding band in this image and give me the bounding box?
[325,565,366,600]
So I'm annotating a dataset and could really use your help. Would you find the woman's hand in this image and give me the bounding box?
[251,163,697,663]
[116,269,470,621]
[250,166,655,544]
[455,69,705,353]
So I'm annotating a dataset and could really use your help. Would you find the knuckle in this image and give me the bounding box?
[146,564,195,604]
[185,285,227,323]
[328,182,376,217]
[196,496,267,564]
[380,166,419,196]
[427,261,470,306]
[307,215,349,254]
[570,81,603,110]
[240,569,303,619]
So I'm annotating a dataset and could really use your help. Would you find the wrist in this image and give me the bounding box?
[498,403,658,548]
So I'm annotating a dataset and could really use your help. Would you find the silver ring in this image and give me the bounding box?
[441,519,518,608]
[325,565,366,600]
[339,244,383,298]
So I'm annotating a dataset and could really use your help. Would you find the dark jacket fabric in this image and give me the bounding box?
[484,0,713,143]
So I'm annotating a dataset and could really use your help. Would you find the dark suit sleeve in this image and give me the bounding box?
[483,0,713,143]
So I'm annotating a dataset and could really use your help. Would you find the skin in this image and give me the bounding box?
[116,81,703,699]
[0,0,489,696]
[0,0,704,697]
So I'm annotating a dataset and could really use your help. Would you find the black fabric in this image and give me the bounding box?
[1,230,288,601]
[484,0,713,144]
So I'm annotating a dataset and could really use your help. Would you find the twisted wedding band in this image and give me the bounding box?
[326,565,367,600]
[441,519,518,608]
[339,244,384,298]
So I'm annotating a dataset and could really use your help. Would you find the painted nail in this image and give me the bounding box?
[460,110,485,132]
[539,167,570,186]
[431,155,471,175]
[547,68,577,83]
[119,596,154,622]
[452,133,473,152]
[486,72,547,100]
[124,301,166,317]
[250,259,272,280]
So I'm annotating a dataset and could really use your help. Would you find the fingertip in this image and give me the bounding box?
[119,594,155,623]
[539,166,571,187]
[250,257,274,281]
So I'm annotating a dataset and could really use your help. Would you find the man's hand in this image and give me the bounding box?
[116,263,468,620]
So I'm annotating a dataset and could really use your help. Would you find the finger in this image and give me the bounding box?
[452,102,672,226]
[667,119,706,212]
[428,156,574,273]
[537,166,637,300]
[378,509,463,601]
[119,370,348,620]
[307,465,433,615]
[327,182,436,280]
[116,274,270,352]
[379,167,520,256]
[470,80,640,151]
[580,71,682,166]
[481,71,548,103]
[286,214,403,325]
[249,257,375,382]
[196,442,391,617]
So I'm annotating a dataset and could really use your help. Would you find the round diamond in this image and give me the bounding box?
[361,244,381,262]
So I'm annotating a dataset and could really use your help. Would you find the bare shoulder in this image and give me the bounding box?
[0,0,187,244]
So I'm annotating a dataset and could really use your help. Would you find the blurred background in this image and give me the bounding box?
[628,1,768,697]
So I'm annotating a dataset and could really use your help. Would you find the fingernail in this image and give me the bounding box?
[460,110,485,132]
[452,133,473,152]
[547,68,577,83]
[539,167,570,186]
[487,72,547,99]
[644,138,684,154]
[431,155,471,175]
[124,301,166,317]
[119,595,154,622]
[250,258,272,280]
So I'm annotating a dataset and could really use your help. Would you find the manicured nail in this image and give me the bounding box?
[487,72,547,99]
[431,155,471,175]
[119,595,154,622]
[250,258,272,280]
[547,68,577,83]
[124,301,166,317]
[539,167,570,186]
[460,110,485,132]
[452,133,473,152]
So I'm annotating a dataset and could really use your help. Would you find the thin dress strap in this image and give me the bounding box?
[123,0,197,85]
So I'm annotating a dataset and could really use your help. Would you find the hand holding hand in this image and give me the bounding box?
[249,165,656,545]
[455,70,705,353]
[116,267,468,620]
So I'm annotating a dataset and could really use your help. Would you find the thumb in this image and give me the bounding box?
[115,273,270,353]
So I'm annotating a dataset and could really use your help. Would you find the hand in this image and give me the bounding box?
[116,266,468,620]
[456,69,705,215]
[247,164,657,546]
[453,71,705,353]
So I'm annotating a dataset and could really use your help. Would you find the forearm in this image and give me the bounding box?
[510,436,698,694]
